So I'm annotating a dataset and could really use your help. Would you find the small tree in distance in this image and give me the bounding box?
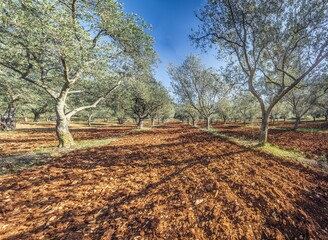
[169,55,226,129]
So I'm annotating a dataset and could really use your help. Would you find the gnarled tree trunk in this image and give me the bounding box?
[33,112,41,122]
[55,101,73,148]
[136,117,144,129]
[0,102,17,131]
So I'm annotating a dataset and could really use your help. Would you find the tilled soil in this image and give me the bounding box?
[212,123,328,159]
[0,123,135,157]
[0,122,327,239]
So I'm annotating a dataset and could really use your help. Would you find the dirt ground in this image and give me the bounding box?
[0,122,327,239]
[0,122,136,157]
[211,121,328,159]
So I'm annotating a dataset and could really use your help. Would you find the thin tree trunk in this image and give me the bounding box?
[55,101,73,148]
[150,117,155,126]
[205,116,210,129]
[259,113,269,146]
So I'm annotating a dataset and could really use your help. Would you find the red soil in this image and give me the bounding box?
[0,122,327,239]
[0,123,135,157]
[212,122,328,159]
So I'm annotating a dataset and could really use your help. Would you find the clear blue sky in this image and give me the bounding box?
[120,0,221,90]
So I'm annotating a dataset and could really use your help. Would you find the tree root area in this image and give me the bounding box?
[0,122,327,239]
[0,123,136,157]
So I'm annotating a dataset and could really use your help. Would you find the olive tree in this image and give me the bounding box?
[0,0,156,147]
[129,76,171,129]
[233,92,259,126]
[169,55,226,129]
[192,0,328,145]
[286,76,328,129]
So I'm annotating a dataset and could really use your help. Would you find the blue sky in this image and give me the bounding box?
[120,0,221,90]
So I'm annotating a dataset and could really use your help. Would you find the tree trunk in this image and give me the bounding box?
[192,117,195,126]
[259,113,269,146]
[313,116,316,122]
[1,102,17,130]
[150,117,155,126]
[205,116,211,129]
[243,119,246,126]
[136,117,144,129]
[34,112,41,122]
[117,118,124,124]
[294,117,301,130]
[223,117,227,124]
[55,101,73,148]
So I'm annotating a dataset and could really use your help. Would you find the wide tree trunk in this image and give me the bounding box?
[294,117,301,130]
[259,113,269,146]
[1,102,17,130]
[55,101,73,148]
[136,117,144,129]
[33,112,41,122]
[117,118,124,124]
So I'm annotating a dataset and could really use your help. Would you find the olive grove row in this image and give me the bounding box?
[0,0,172,147]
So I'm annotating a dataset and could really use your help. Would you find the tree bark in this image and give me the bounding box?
[259,113,269,146]
[55,101,73,148]
[136,118,144,129]
[1,102,17,130]
[150,116,155,126]
[117,118,124,124]
[205,116,211,129]
[33,112,41,122]
[294,117,301,130]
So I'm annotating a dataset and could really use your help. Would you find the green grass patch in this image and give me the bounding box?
[258,143,304,159]
[296,128,327,133]
[196,125,326,171]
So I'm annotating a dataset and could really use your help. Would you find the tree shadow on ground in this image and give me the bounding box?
[1,122,327,239]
